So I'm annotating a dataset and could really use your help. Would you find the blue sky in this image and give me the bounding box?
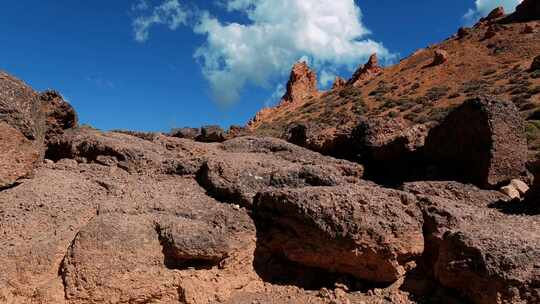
[0,0,522,131]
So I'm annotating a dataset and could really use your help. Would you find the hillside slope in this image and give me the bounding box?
[247,6,540,157]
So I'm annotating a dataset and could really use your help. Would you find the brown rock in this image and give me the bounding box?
[169,127,201,140]
[431,49,449,66]
[280,61,318,105]
[485,6,505,21]
[425,96,528,188]
[40,90,78,142]
[197,125,226,143]
[198,136,363,208]
[348,54,383,86]
[421,196,540,304]
[484,25,498,39]
[0,71,45,188]
[332,76,346,90]
[254,185,424,283]
[523,24,535,34]
[457,27,472,39]
[402,180,509,207]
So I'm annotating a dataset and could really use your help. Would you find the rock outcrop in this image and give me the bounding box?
[421,196,540,304]
[254,185,424,283]
[348,54,383,86]
[431,49,449,66]
[532,54,540,71]
[280,62,318,105]
[332,76,346,90]
[40,90,78,142]
[0,71,44,188]
[425,96,527,188]
[484,7,505,21]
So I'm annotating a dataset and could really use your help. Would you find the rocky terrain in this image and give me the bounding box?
[1,2,540,304]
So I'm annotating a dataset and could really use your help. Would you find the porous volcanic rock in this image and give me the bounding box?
[431,49,449,66]
[348,54,383,86]
[0,71,45,188]
[401,180,509,207]
[198,136,363,208]
[352,117,429,184]
[420,196,540,304]
[280,61,318,105]
[40,90,78,142]
[254,185,424,283]
[424,96,527,188]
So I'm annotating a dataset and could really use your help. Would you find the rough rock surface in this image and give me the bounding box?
[40,90,78,142]
[431,49,449,66]
[254,185,424,283]
[169,127,201,140]
[198,136,363,208]
[332,76,346,89]
[484,7,505,21]
[0,71,44,188]
[425,96,528,188]
[197,125,226,143]
[421,196,540,304]
[280,62,318,105]
[348,54,383,86]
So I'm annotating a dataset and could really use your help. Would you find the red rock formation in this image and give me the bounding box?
[279,61,318,105]
[331,76,346,89]
[431,49,449,66]
[484,6,505,21]
[348,53,383,86]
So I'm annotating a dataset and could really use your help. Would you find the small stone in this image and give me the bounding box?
[500,185,520,200]
[510,179,529,195]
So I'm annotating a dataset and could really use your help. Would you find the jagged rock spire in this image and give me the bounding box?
[347,54,383,86]
[280,61,318,105]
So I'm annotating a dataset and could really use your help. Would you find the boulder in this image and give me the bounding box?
[197,125,226,143]
[348,54,383,86]
[484,7,505,21]
[424,96,528,188]
[352,117,429,184]
[402,181,509,207]
[254,185,424,283]
[431,50,449,66]
[280,61,318,105]
[420,196,540,304]
[0,71,45,187]
[169,127,201,140]
[197,136,363,208]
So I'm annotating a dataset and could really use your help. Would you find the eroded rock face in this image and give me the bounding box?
[280,62,318,105]
[484,7,505,21]
[40,90,78,142]
[254,185,424,283]
[420,196,540,304]
[348,54,383,86]
[532,55,540,71]
[425,96,527,188]
[0,71,45,188]
[332,76,346,89]
[431,50,449,66]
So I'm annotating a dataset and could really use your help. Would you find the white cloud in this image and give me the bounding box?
[132,0,394,105]
[132,0,189,42]
[193,0,393,104]
[319,69,336,89]
[464,0,522,24]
